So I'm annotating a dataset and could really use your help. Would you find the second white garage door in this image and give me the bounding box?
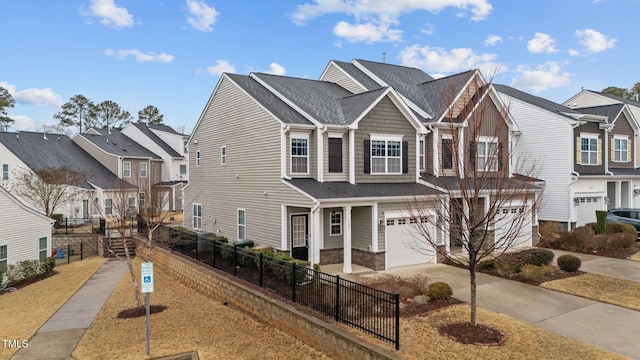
[575,196,602,227]
[386,217,437,268]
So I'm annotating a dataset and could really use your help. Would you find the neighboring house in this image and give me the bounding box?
[184,59,539,272]
[72,128,163,213]
[0,186,53,272]
[0,131,135,219]
[121,122,188,211]
[497,85,640,228]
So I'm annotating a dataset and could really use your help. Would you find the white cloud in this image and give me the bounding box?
[333,21,402,43]
[568,49,579,56]
[420,23,435,35]
[206,60,235,75]
[104,49,174,63]
[0,81,63,107]
[291,0,491,43]
[510,62,572,93]
[527,33,557,54]
[85,0,134,28]
[11,116,37,131]
[186,0,219,32]
[399,44,505,78]
[484,34,502,47]
[266,63,286,76]
[575,29,616,52]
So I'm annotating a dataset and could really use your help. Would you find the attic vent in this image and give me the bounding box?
[113,142,117,145]
[122,148,127,151]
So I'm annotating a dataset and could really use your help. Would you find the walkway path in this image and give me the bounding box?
[550,249,640,282]
[357,256,640,360]
[12,260,128,360]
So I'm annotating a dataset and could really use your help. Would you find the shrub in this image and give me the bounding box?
[557,254,581,272]
[427,282,453,300]
[519,264,555,281]
[525,249,555,266]
[558,226,596,252]
[607,222,637,237]
[478,259,496,269]
[39,257,56,273]
[604,233,636,250]
[495,248,554,275]
[539,221,563,240]
[51,213,64,228]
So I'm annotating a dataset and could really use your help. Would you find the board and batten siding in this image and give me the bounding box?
[463,97,509,177]
[0,189,51,267]
[355,97,417,183]
[609,112,635,169]
[319,63,364,94]
[184,76,311,249]
[501,94,573,223]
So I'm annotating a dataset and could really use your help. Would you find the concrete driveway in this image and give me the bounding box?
[366,262,640,360]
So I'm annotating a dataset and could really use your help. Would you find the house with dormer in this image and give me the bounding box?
[496,85,640,228]
[184,59,539,271]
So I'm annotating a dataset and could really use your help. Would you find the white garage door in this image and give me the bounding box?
[386,217,437,268]
[576,196,601,227]
[494,206,532,250]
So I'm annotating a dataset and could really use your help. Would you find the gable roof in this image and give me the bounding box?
[147,123,187,136]
[591,90,640,108]
[226,73,313,126]
[418,70,477,122]
[0,186,53,222]
[0,131,135,190]
[573,103,625,125]
[76,128,162,159]
[129,122,182,158]
[495,84,583,120]
[327,60,385,91]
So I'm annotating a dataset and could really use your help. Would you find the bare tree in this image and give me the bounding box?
[10,166,87,217]
[407,82,542,327]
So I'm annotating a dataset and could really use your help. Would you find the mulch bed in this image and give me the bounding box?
[439,322,508,346]
[8,270,59,290]
[401,298,463,317]
[117,305,168,319]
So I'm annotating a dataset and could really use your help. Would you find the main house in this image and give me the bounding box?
[184,59,540,272]
[496,85,640,228]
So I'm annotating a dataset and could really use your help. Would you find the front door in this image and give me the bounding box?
[291,214,308,261]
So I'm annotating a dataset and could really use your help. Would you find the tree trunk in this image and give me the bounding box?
[123,237,143,308]
[470,266,477,326]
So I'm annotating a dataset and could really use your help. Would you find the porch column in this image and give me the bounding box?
[343,205,352,274]
[310,207,321,265]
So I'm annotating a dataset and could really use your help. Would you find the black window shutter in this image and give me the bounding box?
[498,142,504,171]
[328,138,343,173]
[364,140,370,174]
[469,142,476,170]
[402,141,409,174]
[442,139,453,169]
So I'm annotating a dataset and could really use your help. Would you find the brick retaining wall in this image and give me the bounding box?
[52,234,100,257]
[140,243,400,360]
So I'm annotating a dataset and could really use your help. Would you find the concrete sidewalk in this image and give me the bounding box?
[12,260,128,360]
[362,262,640,360]
[550,249,640,282]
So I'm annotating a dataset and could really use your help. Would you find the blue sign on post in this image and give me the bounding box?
[141,262,154,293]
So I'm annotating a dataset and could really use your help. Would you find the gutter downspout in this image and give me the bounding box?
[281,125,291,180]
[604,126,614,176]
[569,121,581,228]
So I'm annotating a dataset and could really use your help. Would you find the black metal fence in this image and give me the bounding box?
[53,242,86,265]
[52,217,105,235]
[158,226,400,350]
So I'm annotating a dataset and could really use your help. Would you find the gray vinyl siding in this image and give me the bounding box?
[72,136,119,175]
[0,190,51,267]
[355,97,416,183]
[286,207,312,250]
[320,63,364,94]
[184,76,310,249]
[609,113,634,169]
[351,206,372,250]
[323,208,343,248]
[323,133,349,182]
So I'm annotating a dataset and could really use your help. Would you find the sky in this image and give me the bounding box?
[1,0,637,134]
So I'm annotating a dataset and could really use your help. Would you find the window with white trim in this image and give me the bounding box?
[39,237,47,261]
[104,198,113,215]
[139,162,148,178]
[180,164,187,175]
[193,203,202,230]
[476,138,498,171]
[581,135,598,165]
[290,136,309,174]
[128,197,136,208]
[196,150,201,167]
[139,192,145,207]
[221,146,226,165]
[0,245,6,272]
[122,162,131,177]
[330,211,342,236]
[371,136,402,174]
[2,164,8,181]
[614,137,629,162]
[237,209,246,241]
[419,139,425,171]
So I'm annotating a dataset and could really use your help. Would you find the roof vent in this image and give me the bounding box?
[15,131,19,139]
[113,142,117,145]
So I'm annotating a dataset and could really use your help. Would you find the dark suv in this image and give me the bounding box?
[606,208,640,238]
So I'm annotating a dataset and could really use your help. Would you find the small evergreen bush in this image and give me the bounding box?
[607,222,637,237]
[478,259,496,269]
[525,249,555,266]
[51,213,64,228]
[557,254,581,272]
[427,282,453,300]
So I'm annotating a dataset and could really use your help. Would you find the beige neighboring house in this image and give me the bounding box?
[184,59,539,272]
[0,186,53,271]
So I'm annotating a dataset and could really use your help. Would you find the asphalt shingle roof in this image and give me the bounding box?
[329,60,381,91]
[0,131,135,190]
[147,123,187,136]
[591,90,640,108]
[79,128,161,159]
[226,73,313,126]
[417,70,477,122]
[495,84,583,120]
[573,104,625,125]
[287,178,442,199]
[130,122,182,158]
